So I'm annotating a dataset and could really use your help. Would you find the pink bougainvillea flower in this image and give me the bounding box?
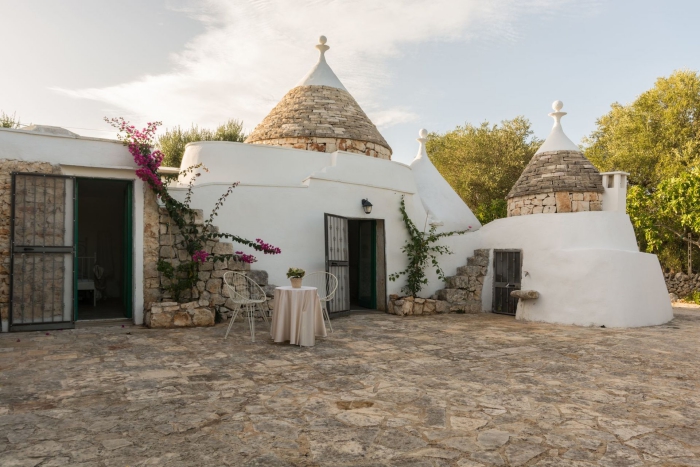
[235,251,257,264]
[192,250,210,263]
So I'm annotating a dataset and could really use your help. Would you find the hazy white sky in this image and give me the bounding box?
[2,0,699,164]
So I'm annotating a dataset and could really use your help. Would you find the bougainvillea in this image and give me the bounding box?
[106,117,281,300]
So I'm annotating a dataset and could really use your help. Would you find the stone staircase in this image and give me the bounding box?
[436,248,490,313]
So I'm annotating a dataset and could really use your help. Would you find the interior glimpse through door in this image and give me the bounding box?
[356,220,376,309]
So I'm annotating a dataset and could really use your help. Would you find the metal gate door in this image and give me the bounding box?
[492,250,521,316]
[10,173,76,331]
[324,213,349,312]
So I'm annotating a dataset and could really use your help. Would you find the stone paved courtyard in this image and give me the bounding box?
[1,309,699,467]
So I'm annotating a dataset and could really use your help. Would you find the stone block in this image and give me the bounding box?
[205,278,222,294]
[445,276,469,289]
[213,258,228,270]
[191,308,215,326]
[247,270,268,286]
[212,242,234,255]
[148,310,173,328]
[573,192,584,201]
[413,303,423,315]
[198,271,211,281]
[543,205,556,213]
[542,196,556,206]
[555,192,571,213]
[401,300,413,315]
[229,261,251,271]
[435,301,450,313]
[159,246,175,259]
[172,311,192,327]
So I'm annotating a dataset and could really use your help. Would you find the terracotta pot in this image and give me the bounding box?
[290,277,302,288]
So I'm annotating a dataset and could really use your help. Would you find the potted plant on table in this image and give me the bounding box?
[287,268,305,288]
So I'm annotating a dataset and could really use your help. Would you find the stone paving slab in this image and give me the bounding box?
[0,309,699,466]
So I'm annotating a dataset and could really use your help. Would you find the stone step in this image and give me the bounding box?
[474,248,490,259]
[445,275,469,289]
[467,255,489,267]
[456,265,485,277]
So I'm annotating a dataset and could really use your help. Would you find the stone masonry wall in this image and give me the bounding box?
[0,160,63,326]
[387,249,490,316]
[245,85,392,157]
[156,207,276,323]
[508,192,602,217]
[665,272,700,300]
[436,249,490,313]
[249,137,391,160]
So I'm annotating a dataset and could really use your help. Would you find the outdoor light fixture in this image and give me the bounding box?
[361,198,373,214]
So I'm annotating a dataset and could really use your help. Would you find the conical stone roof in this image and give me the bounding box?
[245,36,392,159]
[507,101,603,199]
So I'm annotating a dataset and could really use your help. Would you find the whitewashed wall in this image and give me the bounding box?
[0,128,145,326]
[176,142,430,296]
[178,141,672,328]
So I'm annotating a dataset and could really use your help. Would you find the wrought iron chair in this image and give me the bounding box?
[303,271,338,332]
[223,271,269,342]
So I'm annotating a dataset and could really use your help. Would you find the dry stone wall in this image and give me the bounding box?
[0,159,63,321]
[387,249,490,316]
[665,272,700,300]
[245,85,392,159]
[508,192,602,217]
[508,150,604,199]
[249,137,391,160]
[154,207,275,326]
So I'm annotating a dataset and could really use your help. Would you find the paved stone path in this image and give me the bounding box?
[1,309,699,467]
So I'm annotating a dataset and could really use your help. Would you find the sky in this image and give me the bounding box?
[1,0,699,165]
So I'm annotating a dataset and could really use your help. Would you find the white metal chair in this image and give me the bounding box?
[77,253,97,306]
[223,271,269,342]
[303,271,338,332]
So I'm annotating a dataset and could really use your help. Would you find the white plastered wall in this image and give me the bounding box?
[175,142,428,294]
[176,141,672,328]
[0,128,144,327]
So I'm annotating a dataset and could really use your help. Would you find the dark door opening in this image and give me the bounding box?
[75,178,132,320]
[349,219,376,309]
[492,250,521,316]
[324,215,386,313]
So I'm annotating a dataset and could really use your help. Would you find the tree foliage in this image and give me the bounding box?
[584,70,700,188]
[426,117,541,224]
[389,196,470,297]
[584,70,700,271]
[158,119,246,168]
[628,170,700,273]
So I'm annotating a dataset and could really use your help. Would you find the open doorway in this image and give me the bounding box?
[76,178,132,320]
[348,219,386,311]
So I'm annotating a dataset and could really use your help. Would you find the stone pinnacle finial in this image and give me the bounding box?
[316,35,330,60]
[535,100,579,154]
[416,128,429,159]
[548,100,567,126]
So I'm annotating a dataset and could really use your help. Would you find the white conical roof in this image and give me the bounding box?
[535,100,580,154]
[410,129,481,231]
[297,36,346,91]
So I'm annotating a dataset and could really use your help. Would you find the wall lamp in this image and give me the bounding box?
[361,198,373,214]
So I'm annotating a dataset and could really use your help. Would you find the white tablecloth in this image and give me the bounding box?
[271,286,327,346]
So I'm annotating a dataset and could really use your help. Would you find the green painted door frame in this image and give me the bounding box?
[122,182,133,318]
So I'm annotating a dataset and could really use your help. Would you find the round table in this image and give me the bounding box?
[270,286,327,347]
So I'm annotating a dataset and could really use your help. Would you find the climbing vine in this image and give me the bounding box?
[389,196,470,297]
[106,117,281,301]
